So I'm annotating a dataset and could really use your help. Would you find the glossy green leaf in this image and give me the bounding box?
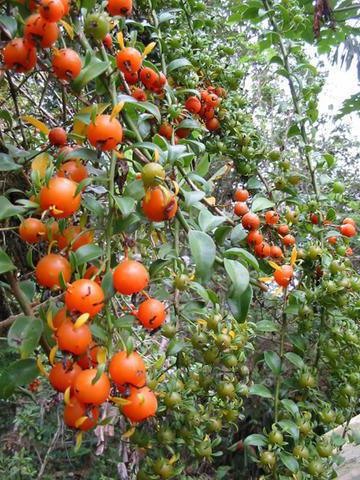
[0,196,24,220]
[8,316,43,358]
[249,384,273,398]
[75,244,102,265]
[0,153,21,171]
[251,196,275,212]
[279,452,299,473]
[264,351,281,376]
[188,230,216,282]
[167,58,192,73]
[284,352,304,369]
[0,248,16,274]
[114,196,136,216]
[228,284,252,323]
[198,210,226,232]
[71,57,109,93]
[224,259,249,295]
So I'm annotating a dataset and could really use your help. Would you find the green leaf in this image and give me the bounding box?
[65,147,98,163]
[176,118,203,130]
[0,248,16,274]
[8,316,43,358]
[230,224,247,243]
[284,352,304,369]
[75,244,102,266]
[244,434,267,447]
[228,285,252,323]
[101,270,115,300]
[188,230,216,282]
[124,178,145,200]
[90,323,108,342]
[166,339,187,356]
[224,259,250,295]
[278,420,299,441]
[83,196,105,216]
[323,153,335,168]
[251,196,275,212]
[249,384,273,398]
[0,196,24,220]
[198,210,226,232]
[167,58,192,73]
[256,320,278,332]
[281,399,299,416]
[279,452,299,473]
[0,15,17,38]
[113,196,136,216]
[183,190,205,207]
[0,153,21,171]
[117,95,161,122]
[0,359,39,398]
[19,280,36,302]
[71,57,109,93]
[264,351,281,376]
[223,248,259,270]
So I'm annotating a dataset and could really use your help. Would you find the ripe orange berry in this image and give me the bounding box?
[142,186,178,222]
[107,0,132,16]
[343,217,356,227]
[2,38,37,73]
[247,229,263,245]
[265,210,279,225]
[234,189,249,202]
[277,224,289,236]
[39,0,65,22]
[340,223,356,237]
[328,236,337,245]
[136,298,166,330]
[74,369,111,405]
[242,212,260,230]
[64,396,99,431]
[159,122,173,140]
[40,177,81,218]
[87,114,123,151]
[176,127,190,139]
[121,386,157,422]
[53,306,70,329]
[346,247,353,256]
[65,279,105,317]
[103,33,113,49]
[205,93,220,107]
[254,242,271,258]
[274,265,293,288]
[24,14,59,48]
[19,218,47,243]
[149,72,166,92]
[57,226,94,251]
[116,47,142,74]
[52,48,82,81]
[48,127,67,146]
[84,265,102,285]
[113,259,149,295]
[234,202,249,217]
[35,253,71,288]
[185,96,202,114]
[270,245,283,258]
[140,66,158,88]
[60,0,69,15]
[310,213,319,225]
[58,160,88,183]
[49,361,81,392]
[206,117,220,131]
[132,87,147,101]
[57,320,92,355]
[282,234,296,247]
[109,351,146,388]
[77,342,100,369]
[203,106,215,120]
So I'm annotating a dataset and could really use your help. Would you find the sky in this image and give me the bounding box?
[317,48,360,141]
